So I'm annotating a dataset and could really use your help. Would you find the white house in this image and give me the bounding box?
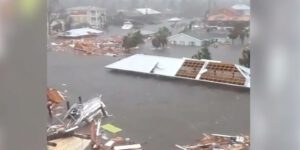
[67,6,107,29]
[168,31,227,46]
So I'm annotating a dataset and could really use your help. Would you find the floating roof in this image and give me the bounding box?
[139,30,155,36]
[168,31,227,41]
[136,8,161,15]
[67,6,104,11]
[168,17,182,22]
[61,28,103,38]
[231,4,250,10]
[106,54,250,88]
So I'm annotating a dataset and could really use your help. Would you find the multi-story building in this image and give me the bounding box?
[67,6,107,29]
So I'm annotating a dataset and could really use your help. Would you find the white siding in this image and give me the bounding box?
[168,33,202,46]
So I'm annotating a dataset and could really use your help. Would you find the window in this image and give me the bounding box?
[90,10,96,15]
[189,41,195,46]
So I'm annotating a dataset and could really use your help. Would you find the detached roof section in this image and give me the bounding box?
[106,54,250,88]
[183,30,228,40]
[106,54,184,76]
[231,4,250,10]
[168,31,227,41]
[168,17,182,22]
[59,28,103,38]
[136,8,161,15]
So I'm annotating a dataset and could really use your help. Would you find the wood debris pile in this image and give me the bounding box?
[47,88,65,105]
[50,37,126,56]
[47,94,142,150]
[175,133,249,150]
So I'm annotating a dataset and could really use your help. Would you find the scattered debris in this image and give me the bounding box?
[47,94,142,150]
[106,54,251,88]
[101,124,123,134]
[48,136,92,150]
[63,96,106,128]
[50,36,127,56]
[47,88,65,104]
[114,144,142,150]
[175,133,250,150]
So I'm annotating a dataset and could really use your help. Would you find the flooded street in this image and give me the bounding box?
[47,41,249,149]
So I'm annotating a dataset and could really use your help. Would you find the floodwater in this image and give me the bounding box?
[47,42,249,150]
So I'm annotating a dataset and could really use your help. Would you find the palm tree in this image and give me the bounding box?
[228,29,239,44]
[239,46,250,68]
[192,46,211,60]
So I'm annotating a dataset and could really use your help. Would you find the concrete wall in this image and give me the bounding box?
[168,33,202,46]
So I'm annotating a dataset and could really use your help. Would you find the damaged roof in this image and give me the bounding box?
[61,28,103,38]
[106,54,250,88]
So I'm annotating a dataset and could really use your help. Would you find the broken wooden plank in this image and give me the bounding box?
[114,144,142,150]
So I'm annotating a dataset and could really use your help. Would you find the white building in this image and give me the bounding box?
[67,6,107,29]
[231,4,250,15]
[135,8,161,15]
[168,31,227,47]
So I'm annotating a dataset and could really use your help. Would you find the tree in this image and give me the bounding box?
[122,32,144,51]
[189,21,195,30]
[239,31,245,44]
[64,17,73,30]
[152,38,161,49]
[228,29,239,44]
[152,27,171,49]
[192,46,211,60]
[200,46,211,59]
[229,23,248,44]
[122,35,136,50]
[157,27,172,37]
[152,27,172,48]
[158,35,168,48]
[132,31,144,45]
[239,46,250,68]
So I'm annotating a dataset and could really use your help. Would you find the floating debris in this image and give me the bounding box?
[47,94,142,150]
[101,124,123,134]
[106,54,250,88]
[50,36,128,56]
[175,133,250,150]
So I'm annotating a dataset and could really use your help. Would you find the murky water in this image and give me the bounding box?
[47,41,249,149]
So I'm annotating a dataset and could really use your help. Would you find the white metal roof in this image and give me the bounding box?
[106,54,160,73]
[136,8,161,15]
[67,6,103,11]
[106,54,184,76]
[168,17,182,22]
[139,30,155,35]
[231,4,250,10]
[106,54,250,88]
[63,28,103,37]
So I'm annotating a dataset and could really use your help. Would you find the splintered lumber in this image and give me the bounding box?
[47,88,65,104]
[47,130,74,141]
[114,144,142,150]
[48,137,92,150]
[175,133,249,150]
